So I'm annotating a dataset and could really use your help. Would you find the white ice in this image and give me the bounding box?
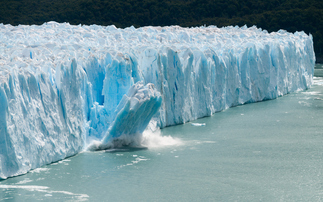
[0,22,315,179]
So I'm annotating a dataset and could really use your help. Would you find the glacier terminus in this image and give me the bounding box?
[0,22,315,179]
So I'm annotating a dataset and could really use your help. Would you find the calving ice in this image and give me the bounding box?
[0,22,315,179]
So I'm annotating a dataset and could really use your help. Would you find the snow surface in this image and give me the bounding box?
[0,22,315,179]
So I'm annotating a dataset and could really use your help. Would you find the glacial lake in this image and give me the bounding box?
[1,64,323,201]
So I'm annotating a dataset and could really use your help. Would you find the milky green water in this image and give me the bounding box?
[1,67,323,201]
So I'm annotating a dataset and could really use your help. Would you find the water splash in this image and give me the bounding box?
[140,128,183,149]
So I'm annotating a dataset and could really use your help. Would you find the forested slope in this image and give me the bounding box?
[0,0,322,61]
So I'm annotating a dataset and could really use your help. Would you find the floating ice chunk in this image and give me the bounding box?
[191,123,206,126]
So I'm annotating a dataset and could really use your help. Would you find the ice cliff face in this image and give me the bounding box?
[0,22,315,179]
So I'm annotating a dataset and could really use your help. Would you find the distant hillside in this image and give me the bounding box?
[0,0,322,62]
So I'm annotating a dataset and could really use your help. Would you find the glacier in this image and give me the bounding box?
[0,22,315,179]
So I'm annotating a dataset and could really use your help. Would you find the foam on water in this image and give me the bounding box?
[30,168,51,173]
[15,178,33,184]
[0,184,89,201]
[88,129,183,150]
[313,77,323,86]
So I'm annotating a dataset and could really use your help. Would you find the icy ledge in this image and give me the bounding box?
[87,82,162,151]
[0,22,315,179]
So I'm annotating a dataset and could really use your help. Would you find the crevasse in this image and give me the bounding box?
[0,22,315,179]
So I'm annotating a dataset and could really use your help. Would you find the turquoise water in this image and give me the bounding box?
[1,70,323,201]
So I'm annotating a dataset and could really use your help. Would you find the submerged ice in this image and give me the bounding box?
[0,22,315,179]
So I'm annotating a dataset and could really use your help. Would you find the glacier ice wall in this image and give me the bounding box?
[0,22,315,179]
